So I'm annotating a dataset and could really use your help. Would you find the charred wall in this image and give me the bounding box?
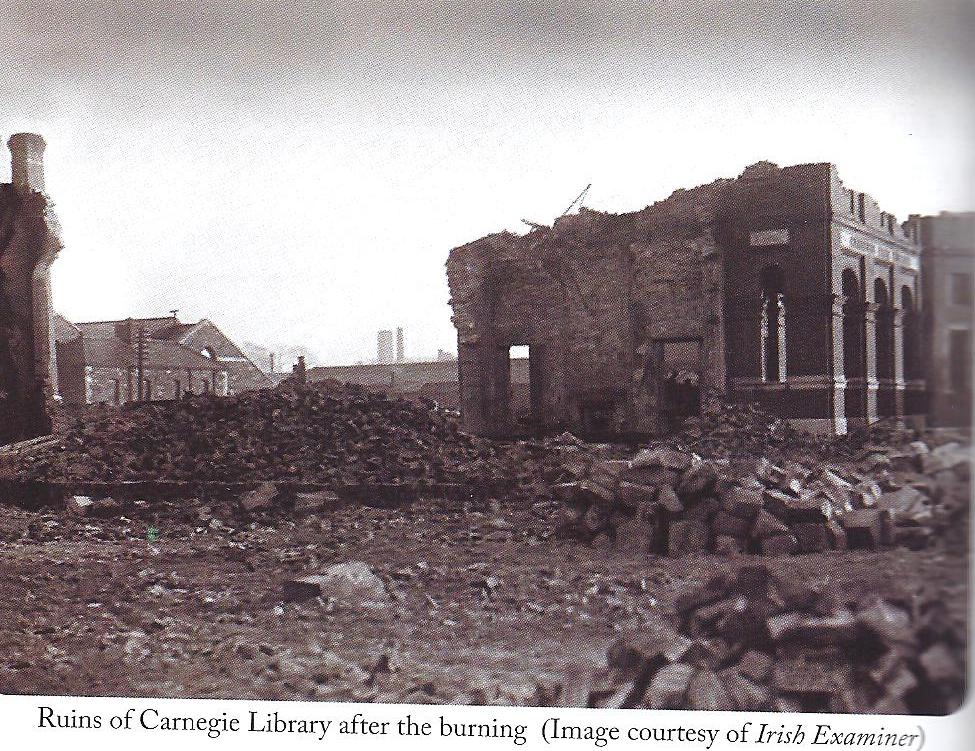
[448,194,725,438]
[0,134,63,444]
[448,160,923,438]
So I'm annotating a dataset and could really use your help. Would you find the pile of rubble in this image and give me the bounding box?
[16,382,518,487]
[555,439,970,556]
[574,564,966,714]
[677,400,812,461]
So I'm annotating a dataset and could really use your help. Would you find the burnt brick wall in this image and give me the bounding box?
[448,198,725,437]
[0,182,62,444]
[723,163,835,383]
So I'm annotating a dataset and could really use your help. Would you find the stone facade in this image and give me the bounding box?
[448,162,924,438]
[915,211,974,427]
[0,133,63,444]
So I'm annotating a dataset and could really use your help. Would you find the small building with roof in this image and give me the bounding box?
[53,313,271,405]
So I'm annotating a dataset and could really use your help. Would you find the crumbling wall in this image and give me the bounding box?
[449,160,927,438]
[447,196,726,437]
[0,179,63,444]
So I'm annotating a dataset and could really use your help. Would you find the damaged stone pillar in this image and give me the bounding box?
[457,336,512,437]
[699,255,726,413]
[632,340,668,435]
[0,133,63,444]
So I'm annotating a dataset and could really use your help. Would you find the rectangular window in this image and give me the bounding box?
[950,273,973,306]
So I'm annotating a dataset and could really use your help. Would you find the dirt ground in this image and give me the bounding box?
[0,494,968,706]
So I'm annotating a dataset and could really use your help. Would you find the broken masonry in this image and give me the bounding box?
[447,161,925,439]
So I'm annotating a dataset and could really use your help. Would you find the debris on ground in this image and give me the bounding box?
[282,561,391,609]
[553,429,970,556]
[0,392,968,711]
[13,382,537,489]
[569,563,966,714]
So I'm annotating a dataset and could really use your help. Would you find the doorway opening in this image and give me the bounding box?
[508,345,532,430]
[759,264,787,382]
[653,337,702,431]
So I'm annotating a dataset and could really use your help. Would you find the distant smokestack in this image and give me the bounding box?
[377,330,394,364]
[8,132,46,193]
[396,327,404,363]
[269,353,275,373]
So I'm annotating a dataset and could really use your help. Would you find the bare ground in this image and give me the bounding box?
[0,496,968,705]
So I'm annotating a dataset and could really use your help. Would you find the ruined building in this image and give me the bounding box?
[0,133,63,443]
[448,162,924,438]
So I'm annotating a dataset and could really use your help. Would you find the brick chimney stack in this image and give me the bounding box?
[396,327,405,363]
[8,132,47,193]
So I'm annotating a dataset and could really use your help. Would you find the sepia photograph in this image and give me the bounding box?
[1,0,972,729]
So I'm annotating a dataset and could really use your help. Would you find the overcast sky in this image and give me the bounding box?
[3,0,974,365]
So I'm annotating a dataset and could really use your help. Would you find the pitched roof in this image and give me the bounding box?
[76,337,225,371]
[73,317,179,339]
[147,340,224,370]
[154,322,199,340]
[56,315,264,385]
[78,337,135,368]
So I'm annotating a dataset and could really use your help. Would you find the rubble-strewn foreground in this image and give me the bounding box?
[0,383,969,713]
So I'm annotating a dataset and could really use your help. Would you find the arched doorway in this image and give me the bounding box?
[759,265,786,382]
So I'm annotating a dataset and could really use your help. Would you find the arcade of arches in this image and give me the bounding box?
[837,269,921,427]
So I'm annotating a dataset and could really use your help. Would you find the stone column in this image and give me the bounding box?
[891,307,906,421]
[863,302,879,425]
[829,294,848,435]
[458,334,512,437]
[457,338,487,435]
